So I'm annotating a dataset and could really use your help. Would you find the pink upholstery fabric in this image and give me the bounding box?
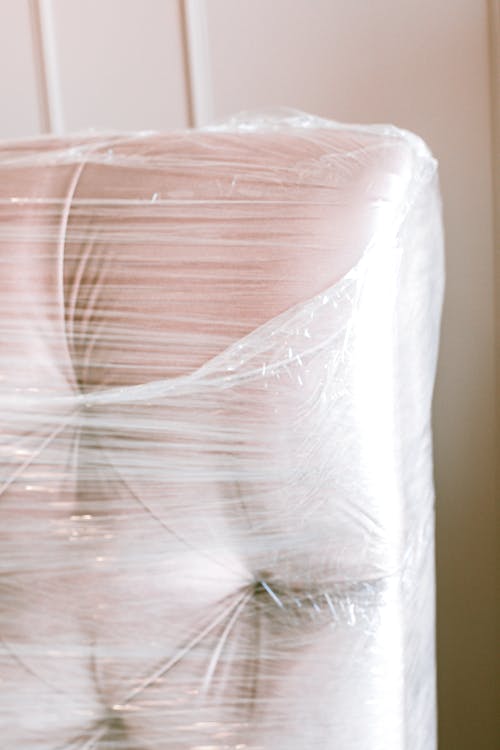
[0,119,443,749]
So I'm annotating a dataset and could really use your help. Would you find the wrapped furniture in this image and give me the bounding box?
[0,113,444,749]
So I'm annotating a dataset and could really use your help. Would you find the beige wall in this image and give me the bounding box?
[0,1,497,747]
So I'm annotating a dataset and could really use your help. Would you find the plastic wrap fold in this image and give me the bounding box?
[0,112,444,750]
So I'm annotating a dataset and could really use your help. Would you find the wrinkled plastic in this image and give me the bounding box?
[0,112,444,750]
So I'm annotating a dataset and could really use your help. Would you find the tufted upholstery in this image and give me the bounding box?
[0,116,444,749]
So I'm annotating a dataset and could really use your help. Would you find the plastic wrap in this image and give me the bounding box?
[0,112,444,750]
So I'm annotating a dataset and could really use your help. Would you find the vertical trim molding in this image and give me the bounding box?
[29,0,64,134]
[180,0,214,128]
[487,0,499,500]
[28,0,50,133]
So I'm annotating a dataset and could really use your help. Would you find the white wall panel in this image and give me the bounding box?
[0,0,42,138]
[204,2,498,749]
[48,0,189,132]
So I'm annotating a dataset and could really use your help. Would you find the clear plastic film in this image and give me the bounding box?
[0,112,444,749]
